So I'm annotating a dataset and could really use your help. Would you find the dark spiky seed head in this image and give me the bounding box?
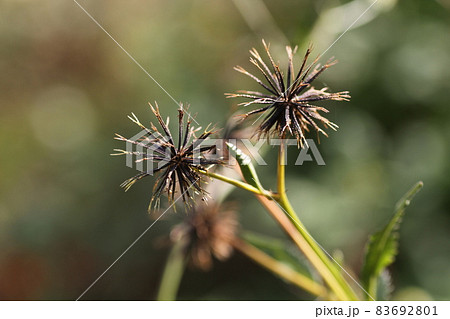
[226,39,350,147]
[113,103,223,211]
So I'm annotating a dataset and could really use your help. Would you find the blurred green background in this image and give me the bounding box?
[0,0,449,300]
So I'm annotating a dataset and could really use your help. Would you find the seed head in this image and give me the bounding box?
[170,202,238,271]
[113,103,223,210]
[227,40,350,147]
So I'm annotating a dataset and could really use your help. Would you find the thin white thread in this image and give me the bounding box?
[72,0,199,125]
[76,179,200,300]
[256,175,375,301]
[250,0,380,126]
[278,201,375,301]
[74,0,380,301]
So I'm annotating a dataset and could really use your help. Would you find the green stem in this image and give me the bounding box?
[197,168,274,198]
[156,238,187,301]
[277,140,302,225]
[254,194,347,300]
[196,149,358,300]
[367,277,377,301]
[275,141,359,301]
[277,194,358,300]
[232,238,329,298]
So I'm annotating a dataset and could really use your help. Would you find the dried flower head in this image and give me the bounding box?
[227,40,350,147]
[171,202,238,271]
[113,103,223,210]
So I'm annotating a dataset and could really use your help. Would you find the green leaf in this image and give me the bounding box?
[361,181,423,300]
[242,231,314,279]
[226,142,264,192]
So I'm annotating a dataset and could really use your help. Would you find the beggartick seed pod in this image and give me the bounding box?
[170,202,238,271]
[113,103,223,211]
[227,40,350,148]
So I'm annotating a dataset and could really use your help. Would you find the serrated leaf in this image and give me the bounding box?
[242,231,314,279]
[361,181,423,300]
[226,142,264,192]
